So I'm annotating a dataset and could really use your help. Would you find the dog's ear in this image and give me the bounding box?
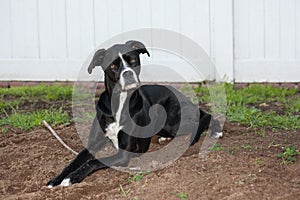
[126,40,150,57]
[88,48,106,74]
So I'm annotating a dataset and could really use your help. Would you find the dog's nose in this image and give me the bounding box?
[122,70,133,78]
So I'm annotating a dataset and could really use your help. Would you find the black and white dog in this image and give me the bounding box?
[47,40,222,188]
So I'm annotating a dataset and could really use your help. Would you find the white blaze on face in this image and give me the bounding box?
[119,52,128,68]
[118,52,140,90]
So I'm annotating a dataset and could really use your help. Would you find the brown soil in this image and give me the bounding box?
[0,120,300,200]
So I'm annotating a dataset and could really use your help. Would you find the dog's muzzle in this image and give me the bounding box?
[120,68,140,91]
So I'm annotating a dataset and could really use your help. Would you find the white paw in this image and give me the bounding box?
[158,137,172,144]
[60,178,71,187]
[212,132,223,139]
[47,184,54,189]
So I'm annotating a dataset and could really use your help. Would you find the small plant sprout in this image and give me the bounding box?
[278,146,299,164]
[255,157,263,165]
[175,192,188,200]
[126,172,150,183]
[208,143,223,151]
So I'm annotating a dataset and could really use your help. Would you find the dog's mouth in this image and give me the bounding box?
[120,69,140,91]
[123,82,140,91]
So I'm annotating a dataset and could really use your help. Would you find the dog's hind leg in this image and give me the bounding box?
[190,109,212,145]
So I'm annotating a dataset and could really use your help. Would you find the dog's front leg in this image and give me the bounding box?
[47,148,94,188]
[47,118,107,188]
[60,150,132,186]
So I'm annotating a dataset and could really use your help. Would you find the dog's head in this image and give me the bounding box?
[88,40,150,91]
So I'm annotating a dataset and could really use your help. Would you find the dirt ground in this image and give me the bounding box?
[0,120,300,200]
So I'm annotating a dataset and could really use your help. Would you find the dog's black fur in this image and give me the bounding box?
[47,41,221,187]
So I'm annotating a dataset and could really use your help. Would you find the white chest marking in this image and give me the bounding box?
[105,92,127,149]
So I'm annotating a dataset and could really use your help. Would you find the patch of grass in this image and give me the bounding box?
[73,111,95,123]
[0,99,23,116]
[209,143,235,154]
[225,84,298,105]
[193,83,210,103]
[126,172,150,183]
[0,108,70,131]
[0,85,73,132]
[179,84,199,104]
[175,192,188,200]
[0,85,73,101]
[286,96,300,114]
[0,99,22,110]
[227,106,300,131]
[278,145,299,164]
[255,157,263,165]
[194,83,300,131]
[1,127,8,133]
[209,143,224,151]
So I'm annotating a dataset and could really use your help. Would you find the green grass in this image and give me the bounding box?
[241,144,256,150]
[0,99,22,111]
[73,111,95,123]
[126,172,150,183]
[194,83,300,131]
[208,143,224,151]
[278,145,299,164]
[1,83,299,133]
[0,85,73,132]
[255,157,264,165]
[0,84,73,101]
[209,143,235,154]
[175,192,188,200]
[0,108,70,132]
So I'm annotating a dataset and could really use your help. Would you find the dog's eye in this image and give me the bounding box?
[110,64,116,69]
[130,59,137,64]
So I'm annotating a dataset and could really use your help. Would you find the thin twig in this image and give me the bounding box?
[43,120,78,155]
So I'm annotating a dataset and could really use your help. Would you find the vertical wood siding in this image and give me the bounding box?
[0,0,299,82]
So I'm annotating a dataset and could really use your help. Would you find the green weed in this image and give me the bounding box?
[175,192,188,200]
[0,108,70,131]
[0,85,73,101]
[255,157,263,165]
[73,112,95,123]
[194,83,300,131]
[209,143,224,151]
[1,127,8,133]
[193,83,210,103]
[0,85,73,132]
[126,172,150,183]
[278,146,299,164]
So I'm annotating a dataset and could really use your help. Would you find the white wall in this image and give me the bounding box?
[0,0,299,82]
[234,0,300,82]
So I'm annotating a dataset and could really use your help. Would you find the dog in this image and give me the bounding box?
[47,40,222,188]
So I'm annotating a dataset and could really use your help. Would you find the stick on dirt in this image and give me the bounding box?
[42,120,78,155]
